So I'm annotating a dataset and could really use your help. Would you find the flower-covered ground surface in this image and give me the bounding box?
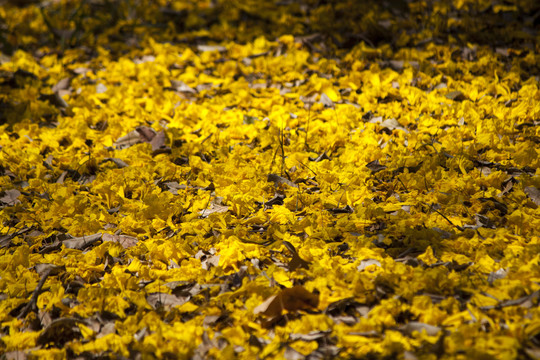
[1,0,540,359]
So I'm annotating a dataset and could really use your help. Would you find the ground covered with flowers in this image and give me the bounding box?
[1,0,539,359]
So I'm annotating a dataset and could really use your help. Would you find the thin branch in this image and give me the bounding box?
[279,126,286,176]
[305,106,311,150]
[296,160,317,177]
[432,208,464,231]
[18,268,52,319]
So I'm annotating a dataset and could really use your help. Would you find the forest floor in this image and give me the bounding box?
[1,0,539,359]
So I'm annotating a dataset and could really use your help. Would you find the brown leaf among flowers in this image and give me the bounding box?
[283,241,310,271]
[254,285,319,317]
[524,186,540,206]
[0,189,21,206]
[146,293,191,310]
[267,174,298,188]
[63,233,102,250]
[102,233,138,249]
[36,318,85,347]
[114,126,161,149]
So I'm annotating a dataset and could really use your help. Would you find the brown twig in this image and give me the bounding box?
[18,268,52,319]
[432,208,464,231]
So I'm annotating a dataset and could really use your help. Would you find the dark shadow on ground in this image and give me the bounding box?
[1,0,538,57]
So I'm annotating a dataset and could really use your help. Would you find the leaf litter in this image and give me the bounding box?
[0,0,539,359]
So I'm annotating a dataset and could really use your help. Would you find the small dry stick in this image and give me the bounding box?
[18,268,52,319]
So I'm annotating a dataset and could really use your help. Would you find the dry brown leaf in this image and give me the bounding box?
[319,93,334,107]
[102,233,138,249]
[63,233,102,250]
[357,259,381,272]
[101,158,129,168]
[96,83,107,94]
[267,174,298,188]
[34,263,65,277]
[100,322,116,336]
[524,186,540,206]
[283,346,304,360]
[37,317,84,347]
[52,77,71,98]
[39,92,69,108]
[288,253,310,272]
[254,285,319,317]
[150,130,166,151]
[327,205,354,214]
[136,126,157,142]
[525,347,540,360]
[114,130,143,149]
[366,159,386,173]
[201,255,220,270]
[170,80,196,93]
[52,77,70,92]
[475,214,496,229]
[3,351,27,360]
[197,44,226,52]
[146,293,191,310]
[445,90,466,101]
[253,294,282,317]
[72,67,91,75]
[0,189,21,206]
[199,197,229,217]
[283,241,310,271]
[196,83,214,92]
[369,117,408,133]
[289,330,331,341]
[1,227,31,248]
[499,176,517,197]
[400,321,442,336]
[114,126,158,149]
[133,55,155,64]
